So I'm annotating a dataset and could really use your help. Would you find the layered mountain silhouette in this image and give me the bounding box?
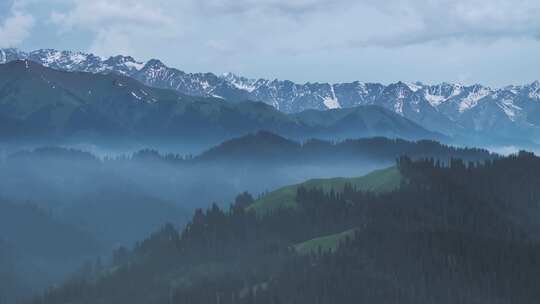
[0,60,439,146]
[26,152,540,304]
[0,201,102,302]
[2,48,540,146]
[197,131,490,163]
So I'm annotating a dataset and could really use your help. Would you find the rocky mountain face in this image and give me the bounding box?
[2,48,540,144]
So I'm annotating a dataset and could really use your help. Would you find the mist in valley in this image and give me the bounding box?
[1,1,539,301]
[0,138,394,301]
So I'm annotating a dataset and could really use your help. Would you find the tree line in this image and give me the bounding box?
[30,152,540,304]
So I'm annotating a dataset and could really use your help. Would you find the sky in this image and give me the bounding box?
[0,0,539,87]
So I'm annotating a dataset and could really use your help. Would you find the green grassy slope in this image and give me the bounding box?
[248,166,401,215]
[294,228,358,255]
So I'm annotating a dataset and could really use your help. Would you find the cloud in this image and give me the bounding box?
[49,0,177,56]
[0,1,34,48]
[50,0,173,30]
[349,0,540,48]
[192,0,352,16]
[50,0,540,55]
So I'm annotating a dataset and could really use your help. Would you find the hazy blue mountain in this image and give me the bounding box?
[0,239,28,303]
[3,48,539,146]
[0,201,103,302]
[0,132,493,302]
[292,105,443,140]
[0,201,100,259]
[0,60,438,148]
[2,147,189,246]
[197,131,492,164]
[27,153,540,304]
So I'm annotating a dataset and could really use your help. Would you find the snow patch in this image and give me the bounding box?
[131,92,142,100]
[424,83,463,107]
[424,92,445,107]
[498,99,522,121]
[323,96,340,109]
[223,73,258,92]
[405,82,422,92]
[356,82,368,95]
[211,94,225,99]
[200,80,211,91]
[323,85,341,109]
[394,99,404,115]
[43,50,62,66]
[504,85,521,95]
[459,87,491,112]
[529,81,540,99]
[124,60,145,71]
[396,87,407,99]
[448,85,463,98]
[232,81,257,92]
[70,53,87,64]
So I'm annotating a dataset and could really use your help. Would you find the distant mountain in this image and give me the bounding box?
[0,201,100,259]
[0,136,494,301]
[292,105,441,140]
[1,136,494,228]
[0,200,103,302]
[3,48,539,145]
[197,131,492,163]
[2,148,189,246]
[0,60,438,146]
[0,240,28,303]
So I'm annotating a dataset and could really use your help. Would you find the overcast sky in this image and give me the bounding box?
[1,0,539,87]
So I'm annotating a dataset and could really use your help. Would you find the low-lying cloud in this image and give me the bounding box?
[0,1,34,48]
[49,0,540,55]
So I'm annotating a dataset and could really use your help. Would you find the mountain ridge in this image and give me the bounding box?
[2,48,540,145]
[0,60,439,146]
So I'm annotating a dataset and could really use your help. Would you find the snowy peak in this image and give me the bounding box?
[143,59,167,70]
[221,72,259,92]
[0,48,24,64]
[102,55,145,74]
[404,82,424,92]
[0,48,147,76]
[137,59,171,82]
[390,82,415,96]
[2,48,540,139]
[457,85,492,113]
[29,49,88,65]
[423,82,464,106]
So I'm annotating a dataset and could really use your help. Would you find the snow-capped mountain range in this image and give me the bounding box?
[2,48,540,143]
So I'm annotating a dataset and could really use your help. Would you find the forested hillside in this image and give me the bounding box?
[0,201,102,303]
[0,133,494,302]
[30,152,540,304]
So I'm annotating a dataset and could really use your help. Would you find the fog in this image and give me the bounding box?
[0,133,499,302]
[0,142,392,299]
